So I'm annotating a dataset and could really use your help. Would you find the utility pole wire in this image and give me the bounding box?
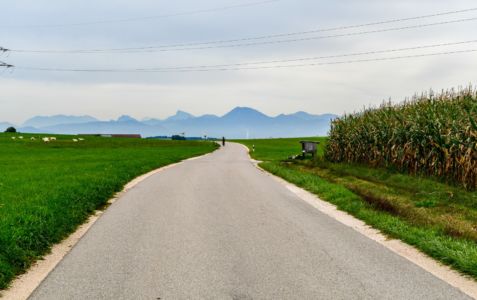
[9,39,476,72]
[74,7,477,50]
[0,0,280,29]
[10,16,477,54]
[31,39,474,71]
[128,39,477,70]
[0,60,14,68]
[14,49,477,73]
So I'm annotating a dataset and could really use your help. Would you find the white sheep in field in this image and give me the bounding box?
[42,137,50,143]
[19,136,23,139]
[30,137,36,140]
[11,136,16,140]
[78,138,84,141]
[50,137,57,141]
[72,139,78,142]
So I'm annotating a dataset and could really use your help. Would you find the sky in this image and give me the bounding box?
[1,0,476,124]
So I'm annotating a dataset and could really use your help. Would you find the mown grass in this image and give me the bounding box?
[236,138,477,279]
[0,133,217,290]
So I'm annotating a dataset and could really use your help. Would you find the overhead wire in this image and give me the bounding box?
[0,0,281,29]
[33,39,474,71]
[14,48,477,73]
[0,61,14,68]
[9,16,477,54]
[4,6,477,73]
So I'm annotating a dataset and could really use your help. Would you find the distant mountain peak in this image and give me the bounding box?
[224,107,268,118]
[117,115,138,122]
[289,111,317,120]
[292,111,309,115]
[22,115,98,128]
[229,106,258,112]
[14,107,336,138]
[166,110,195,122]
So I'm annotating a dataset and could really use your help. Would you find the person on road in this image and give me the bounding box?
[222,137,226,146]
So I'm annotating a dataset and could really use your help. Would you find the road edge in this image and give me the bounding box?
[0,149,218,300]
[237,143,477,299]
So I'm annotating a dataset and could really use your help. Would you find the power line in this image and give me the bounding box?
[14,48,477,73]
[1,0,280,29]
[5,6,477,48]
[0,60,14,68]
[118,40,477,70]
[57,7,477,50]
[32,39,471,71]
[10,16,477,54]
[211,49,477,71]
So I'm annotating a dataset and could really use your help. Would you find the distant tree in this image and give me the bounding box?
[171,135,186,140]
[4,127,16,133]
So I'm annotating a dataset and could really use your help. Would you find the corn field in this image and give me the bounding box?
[326,86,477,189]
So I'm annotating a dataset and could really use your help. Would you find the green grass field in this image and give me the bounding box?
[236,138,477,280]
[0,133,217,289]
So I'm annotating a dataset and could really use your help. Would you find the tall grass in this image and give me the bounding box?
[326,86,477,189]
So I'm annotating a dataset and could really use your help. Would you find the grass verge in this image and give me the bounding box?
[0,133,217,289]
[236,138,477,279]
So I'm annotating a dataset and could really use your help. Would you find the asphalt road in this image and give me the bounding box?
[29,143,471,300]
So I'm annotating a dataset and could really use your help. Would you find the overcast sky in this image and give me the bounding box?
[1,0,476,124]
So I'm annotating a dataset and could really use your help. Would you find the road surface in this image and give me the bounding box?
[30,143,470,299]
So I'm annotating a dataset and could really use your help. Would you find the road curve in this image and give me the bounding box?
[30,143,470,299]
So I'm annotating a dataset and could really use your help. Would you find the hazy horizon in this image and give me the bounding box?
[3,107,338,126]
[1,107,335,139]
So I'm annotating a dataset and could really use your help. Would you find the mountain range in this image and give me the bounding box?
[2,107,337,139]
